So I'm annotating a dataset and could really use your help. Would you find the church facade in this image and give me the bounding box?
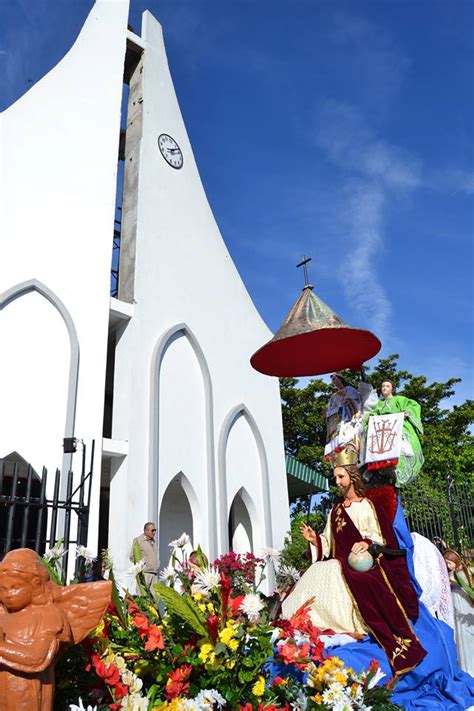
[0,1,290,572]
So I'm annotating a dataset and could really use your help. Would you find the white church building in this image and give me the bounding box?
[0,1,294,572]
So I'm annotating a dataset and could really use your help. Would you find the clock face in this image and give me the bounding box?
[158,133,183,169]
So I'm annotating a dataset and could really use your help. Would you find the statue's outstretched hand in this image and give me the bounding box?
[300,523,317,545]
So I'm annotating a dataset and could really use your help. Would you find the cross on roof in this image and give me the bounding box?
[296,255,312,287]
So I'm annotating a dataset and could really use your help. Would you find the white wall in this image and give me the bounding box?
[0,0,129,549]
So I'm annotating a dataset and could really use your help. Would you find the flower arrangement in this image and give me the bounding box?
[52,540,401,711]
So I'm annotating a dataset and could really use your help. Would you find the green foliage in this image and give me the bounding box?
[152,582,208,637]
[108,567,127,628]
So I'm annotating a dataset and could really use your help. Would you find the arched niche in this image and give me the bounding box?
[0,279,79,475]
[218,405,272,553]
[228,487,258,554]
[150,324,216,557]
[158,472,197,569]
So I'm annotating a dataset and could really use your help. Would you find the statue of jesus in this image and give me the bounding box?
[281,448,426,676]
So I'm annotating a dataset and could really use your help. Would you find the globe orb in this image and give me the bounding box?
[348,550,374,572]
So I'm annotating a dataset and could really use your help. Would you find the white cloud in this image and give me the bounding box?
[313,100,420,339]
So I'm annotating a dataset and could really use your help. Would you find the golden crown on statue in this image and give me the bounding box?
[330,445,359,468]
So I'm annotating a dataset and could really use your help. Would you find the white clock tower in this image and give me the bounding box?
[0,0,290,573]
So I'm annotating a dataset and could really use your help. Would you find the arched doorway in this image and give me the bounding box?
[159,473,194,569]
[228,488,255,554]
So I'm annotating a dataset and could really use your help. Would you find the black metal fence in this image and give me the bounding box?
[0,442,94,581]
[401,476,474,557]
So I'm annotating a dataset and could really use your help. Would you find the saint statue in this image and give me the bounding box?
[365,380,424,486]
[325,373,377,461]
[281,447,426,676]
[0,548,111,711]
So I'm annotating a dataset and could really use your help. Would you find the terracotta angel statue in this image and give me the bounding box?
[0,548,111,711]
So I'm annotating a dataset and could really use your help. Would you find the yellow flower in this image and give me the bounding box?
[218,626,236,646]
[252,675,265,698]
[228,638,239,651]
[226,658,236,669]
[335,671,348,685]
[198,643,214,663]
[311,692,323,704]
[193,593,204,602]
[207,602,215,613]
[160,701,186,711]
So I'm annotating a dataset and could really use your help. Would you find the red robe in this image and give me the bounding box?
[320,497,426,676]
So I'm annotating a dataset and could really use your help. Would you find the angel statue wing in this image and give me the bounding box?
[56,580,112,644]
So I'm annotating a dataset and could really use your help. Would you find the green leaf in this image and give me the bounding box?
[107,568,127,628]
[196,544,209,569]
[152,583,208,637]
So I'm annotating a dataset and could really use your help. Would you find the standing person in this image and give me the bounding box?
[281,448,426,676]
[131,522,160,590]
[443,549,474,675]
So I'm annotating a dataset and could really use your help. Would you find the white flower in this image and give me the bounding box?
[69,700,97,711]
[194,689,227,711]
[366,665,386,690]
[122,670,143,694]
[193,566,220,594]
[44,544,66,562]
[114,655,127,673]
[261,546,281,566]
[75,546,96,564]
[127,559,147,577]
[239,592,264,622]
[168,532,191,549]
[294,690,308,710]
[120,693,148,711]
[277,563,301,583]
[159,566,177,585]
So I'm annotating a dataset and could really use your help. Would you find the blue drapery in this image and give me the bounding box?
[325,501,474,709]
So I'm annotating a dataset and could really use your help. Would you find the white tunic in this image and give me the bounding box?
[281,499,384,634]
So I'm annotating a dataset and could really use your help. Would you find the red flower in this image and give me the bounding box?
[278,641,298,665]
[131,612,150,638]
[228,594,245,617]
[207,614,219,644]
[113,682,129,700]
[368,658,379,672]
[93,659,120,687]
[272,676,285,686]
[144,624,165,651]
[164,664,192,699]
[273,618,294,639]
[240,705,253,711]
[106,601,117,616]
[109,704,121,710]
[310,637,326,663]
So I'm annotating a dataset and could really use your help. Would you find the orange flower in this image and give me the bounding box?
[144,624,165,651]
[278,641,298,665]
[131,612,150,638]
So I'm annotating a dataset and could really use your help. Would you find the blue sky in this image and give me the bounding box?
[1,0,473,403]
